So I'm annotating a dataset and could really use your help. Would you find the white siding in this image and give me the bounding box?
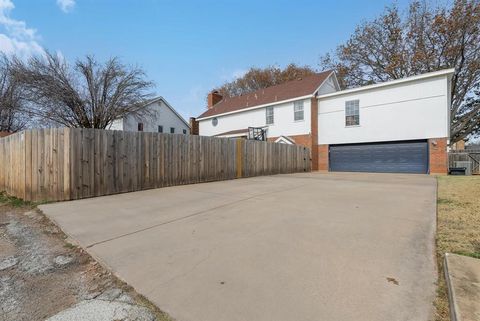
[317,75,450,145]
[199,98,312,138]
[317,75,338,95]
[120,99,190,134]
[109,118,124,131]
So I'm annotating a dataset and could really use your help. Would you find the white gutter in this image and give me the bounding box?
[316,68,455,99]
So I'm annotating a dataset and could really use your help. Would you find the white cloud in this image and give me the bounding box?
[0,0,43,57]
[56,0,75,13]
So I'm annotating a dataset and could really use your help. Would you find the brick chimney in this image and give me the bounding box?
[207,90,222,109]
[189,117,199,135]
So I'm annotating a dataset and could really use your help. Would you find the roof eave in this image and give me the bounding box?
[316,68,455,100]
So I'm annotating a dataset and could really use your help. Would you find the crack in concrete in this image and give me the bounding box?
[154,249,213,290]
[85,182,312,249]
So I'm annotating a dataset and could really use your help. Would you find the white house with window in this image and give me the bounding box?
[109,96,190,134]
[195,69,453,174]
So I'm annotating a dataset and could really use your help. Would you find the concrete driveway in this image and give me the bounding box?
[40,172,437,321]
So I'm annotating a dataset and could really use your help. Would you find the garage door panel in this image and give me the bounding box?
[329,140,428,174]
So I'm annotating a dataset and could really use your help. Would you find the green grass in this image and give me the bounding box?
[0,191,34,208]
[64,242,77,249]
[453,251,480,259]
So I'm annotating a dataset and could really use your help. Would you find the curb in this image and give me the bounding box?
[444,253,460,321]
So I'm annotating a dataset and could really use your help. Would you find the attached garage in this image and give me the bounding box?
[329,140,429,174]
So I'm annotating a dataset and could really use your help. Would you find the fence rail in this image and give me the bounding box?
[448,150,480,174]
[0,128,311,202]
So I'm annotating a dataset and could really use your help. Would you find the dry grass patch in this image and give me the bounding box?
[434,175,480,321]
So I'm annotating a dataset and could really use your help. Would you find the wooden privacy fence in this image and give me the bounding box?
[448,149,480,174]
[0,128,311,202]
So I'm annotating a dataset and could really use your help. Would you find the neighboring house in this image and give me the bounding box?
[196,69,454,174]
[110,96,190,134]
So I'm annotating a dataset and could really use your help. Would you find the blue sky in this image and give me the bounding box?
[0,0,411,120]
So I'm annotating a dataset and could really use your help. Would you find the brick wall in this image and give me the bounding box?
[267,134,312,148]
[189,117,199,135]
[429,137,448,174]
[317,144,329,171]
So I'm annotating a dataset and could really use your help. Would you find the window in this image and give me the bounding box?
[212,117,218,126]
[183,129,187,134]
[170,127,175,133]
[345,100,360,126]
[266,106,274,125]
[294,101,304,121]
[158,125,163,133]
[137,123,144,131]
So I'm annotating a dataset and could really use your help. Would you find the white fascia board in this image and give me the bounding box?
[313,71,340,95]
[136,96,191,129]
[196,94,313,121]
[316,68,455,100]
[157,96,191,128]
[331,72,341,90]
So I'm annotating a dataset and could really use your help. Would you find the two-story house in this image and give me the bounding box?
[195,69,453,174]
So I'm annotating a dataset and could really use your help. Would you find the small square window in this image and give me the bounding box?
[266,106,274,125]
[294,101,304,121]
[183,129,187,134]
[138,123,144,131]
[170,127,175,134]
[158,125,163,133]
[345,100,360,126]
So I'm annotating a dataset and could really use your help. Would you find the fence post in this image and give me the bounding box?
[236,139,244,178]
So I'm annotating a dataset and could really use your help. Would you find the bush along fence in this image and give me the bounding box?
[0,128,311,202]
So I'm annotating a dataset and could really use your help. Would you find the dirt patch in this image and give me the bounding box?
[0,200,172,321]
[434,175,480,321]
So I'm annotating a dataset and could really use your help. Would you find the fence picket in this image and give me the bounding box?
[0,128,311,201]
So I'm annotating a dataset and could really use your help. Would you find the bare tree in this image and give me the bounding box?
[13,52,154,129]
[0,54,28,132]
[213,63,316,98]
[320,0,480,143]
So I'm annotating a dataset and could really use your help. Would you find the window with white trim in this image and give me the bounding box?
[345,100,360,126]
[266,106,274,125]
[294,101,304,121]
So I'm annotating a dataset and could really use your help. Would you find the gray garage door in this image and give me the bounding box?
[329,140,429,174]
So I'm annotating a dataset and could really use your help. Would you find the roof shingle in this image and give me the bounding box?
[198,70,333,119]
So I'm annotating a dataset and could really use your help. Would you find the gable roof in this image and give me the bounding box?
[144,96,191,128]
[197,70,334,120]
[275,135,296,144]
